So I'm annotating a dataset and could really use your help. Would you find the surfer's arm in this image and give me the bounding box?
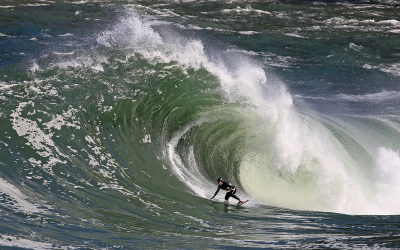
[226,183,234,192]
[211,186,220,199]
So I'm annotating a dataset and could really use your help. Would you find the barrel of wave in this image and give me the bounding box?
[238,108,379,215]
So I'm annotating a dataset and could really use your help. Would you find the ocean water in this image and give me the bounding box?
[1,0,400,249]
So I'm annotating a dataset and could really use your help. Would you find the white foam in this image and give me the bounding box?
[0,177,45,214]
[373,147,400,214]
[238,31,261,35]
[96,11,163,48]
[0,234,74,250]
[284,33,307,38]
[378,63,400,76]
[54,56,106,72]
[142,134,151,143]
[334,90,400,102]
[173,211,210,227]
[0,82,19,90]
[349,43,363,51]
[239,109,386,215]
[166,119,212,198]
[221,5,271,15]
[30,61,40,73]
[379,19,400,26]
[43,107,80,130]
[58,33,74,37]
[362,62,400,77]
[10,102,68,173]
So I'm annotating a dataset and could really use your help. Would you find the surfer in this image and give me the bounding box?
[211,177,244,205]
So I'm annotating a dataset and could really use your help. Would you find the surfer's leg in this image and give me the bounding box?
[230,189,241,201]
[224,192,230,201]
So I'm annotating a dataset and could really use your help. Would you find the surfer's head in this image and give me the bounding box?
[217,177,223,184]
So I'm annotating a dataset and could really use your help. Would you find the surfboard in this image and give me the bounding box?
[237,200,249,206]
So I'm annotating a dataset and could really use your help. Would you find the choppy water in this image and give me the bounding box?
[1,0,400,249]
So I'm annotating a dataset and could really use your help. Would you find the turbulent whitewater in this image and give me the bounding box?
[1,1,400,249]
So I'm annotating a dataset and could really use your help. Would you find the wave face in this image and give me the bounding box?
[2,1,400,249]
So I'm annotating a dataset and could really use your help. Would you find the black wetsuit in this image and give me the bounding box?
[211,180,241,201]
